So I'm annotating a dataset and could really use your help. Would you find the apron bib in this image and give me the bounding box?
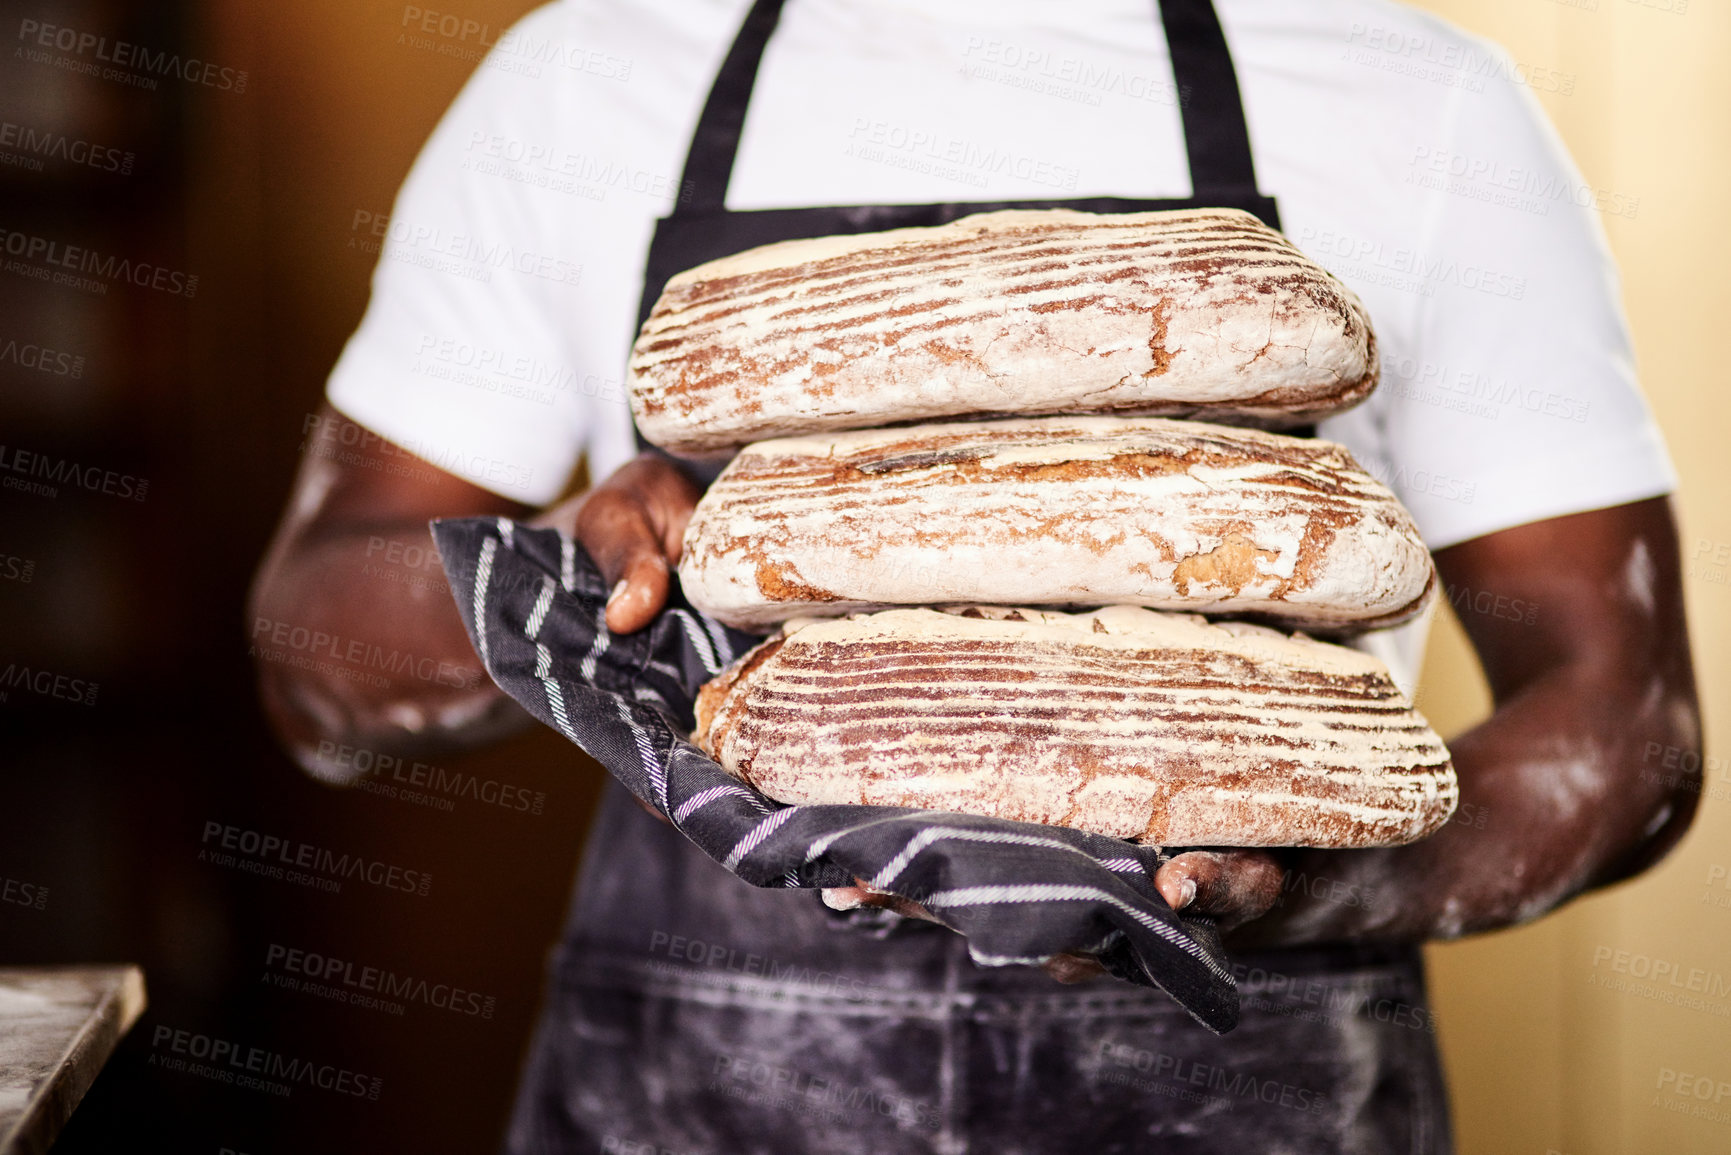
[631,0,1285,482]
[504,7,1451,1151]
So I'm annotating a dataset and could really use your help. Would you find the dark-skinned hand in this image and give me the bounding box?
[563,452,1291,980]
[821,849,1287,983]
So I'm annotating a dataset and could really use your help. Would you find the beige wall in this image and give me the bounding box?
[1405,2,1731,1153]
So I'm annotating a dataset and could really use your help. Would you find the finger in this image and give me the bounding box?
[820,885,945,925]
[1155,850,1285,931]
[1041,953,1106,985]
[607,551,670,634]
[575,494,670,634]
[647,465,701,564]
[575,491,658,587]
[629,792,672,826]
[821,890,1105,983]
[820,887,866,912]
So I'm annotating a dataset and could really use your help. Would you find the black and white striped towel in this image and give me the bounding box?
[432,516,1239,1033]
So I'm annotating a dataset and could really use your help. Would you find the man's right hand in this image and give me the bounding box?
[555,452,702,635]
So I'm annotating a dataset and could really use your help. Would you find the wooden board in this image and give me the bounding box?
[0,966,146,1155]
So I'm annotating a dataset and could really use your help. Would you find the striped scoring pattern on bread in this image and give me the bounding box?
[679,416,1436,632]
[629,208,1378,458]
[694,606,1457,849]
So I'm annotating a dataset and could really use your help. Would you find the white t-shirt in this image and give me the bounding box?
[327,0,1675,690]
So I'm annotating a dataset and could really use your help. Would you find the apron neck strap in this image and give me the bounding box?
[679,0,789,214]
[1161,0,1260,200]
[674,0,1265,214]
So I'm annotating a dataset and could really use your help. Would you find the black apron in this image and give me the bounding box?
[503,3,1453,1151]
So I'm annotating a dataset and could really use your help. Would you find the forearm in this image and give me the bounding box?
[1231,660,1701,948]
[248,514,530,774]
[248,405,700,781]
[246,401,566,772]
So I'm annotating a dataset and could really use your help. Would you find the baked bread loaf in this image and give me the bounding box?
[629,208,1378,458]
[694,606,1457,849]
[679,416,1434,633]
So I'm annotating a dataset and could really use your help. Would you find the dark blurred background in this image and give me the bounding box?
[0,1,602,1150]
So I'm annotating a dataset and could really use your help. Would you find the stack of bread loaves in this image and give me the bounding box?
[627,209,1457,849]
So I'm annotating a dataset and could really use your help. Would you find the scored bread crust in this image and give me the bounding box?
[693,606,1458,849]
[679,416,1436,633]
[629,208,1378,458]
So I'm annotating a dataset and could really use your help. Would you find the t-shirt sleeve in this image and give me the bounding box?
[325,2,635,506]
[1329,50,1676,550]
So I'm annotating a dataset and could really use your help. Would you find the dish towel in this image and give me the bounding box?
[432,516,1240,1033]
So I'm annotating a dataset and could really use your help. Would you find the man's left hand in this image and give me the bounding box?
[821,848,1283,984]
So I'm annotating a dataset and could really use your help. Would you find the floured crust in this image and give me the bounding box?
[629,208,1379,458]
[693,606,1458,849]
[679,416,1436,632]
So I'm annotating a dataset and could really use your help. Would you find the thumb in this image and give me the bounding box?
[576,492,672,634]
[606,549,670,634]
